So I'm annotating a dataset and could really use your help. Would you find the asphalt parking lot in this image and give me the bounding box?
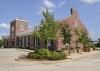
[0,48,100,71]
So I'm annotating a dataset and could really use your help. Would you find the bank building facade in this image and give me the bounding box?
[3,8,88,50]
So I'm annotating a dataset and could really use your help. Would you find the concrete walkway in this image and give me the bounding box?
[0,48,100,71]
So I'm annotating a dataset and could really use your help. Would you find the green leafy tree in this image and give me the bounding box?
[78,32,93,52]
[78,32,91,47]
[61,25,72,45]
[78,32,86,46]
[33,9,59,50]
[61,24,72,54]
[74,28,80,48]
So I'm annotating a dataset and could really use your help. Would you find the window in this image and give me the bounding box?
[11,26,14,32]
[20,23,25,31]
[34,37,40,47]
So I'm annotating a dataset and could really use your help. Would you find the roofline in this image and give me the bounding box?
[15,18,29,22]
[11,18,29,23]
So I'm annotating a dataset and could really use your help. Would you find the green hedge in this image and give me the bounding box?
[27,48,66,60]
[49,51,66,60]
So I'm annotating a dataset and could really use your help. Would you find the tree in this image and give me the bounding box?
[61,24,72,54]
[0,39,3,48]
[61,25,72,45]
[74,28,79,48]
[33,9,59,50]
[78,32,94,52]
[78,32,89,47]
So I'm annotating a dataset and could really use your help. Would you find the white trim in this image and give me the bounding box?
[15,18,29,22]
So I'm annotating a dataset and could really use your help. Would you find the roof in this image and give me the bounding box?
[15,18,29,22]
[10,18,29,23]
[59,10,88,34]
[60,15,75,27]
[2,36,10,39]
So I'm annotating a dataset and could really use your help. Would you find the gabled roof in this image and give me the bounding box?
[59,8,88,34]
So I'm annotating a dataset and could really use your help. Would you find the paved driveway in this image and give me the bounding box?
[0,48,100,71]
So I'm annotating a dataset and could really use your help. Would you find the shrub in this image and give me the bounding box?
[27,52,35,58]
[84,43,95,50]
[27,52,42,59]
[36,48,50,56]
[27,48,67,60]
[49,51,66,60]
[27,48,50,59]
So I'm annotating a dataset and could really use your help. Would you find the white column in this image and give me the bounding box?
[35,37,37,47]
[26,37,28,47]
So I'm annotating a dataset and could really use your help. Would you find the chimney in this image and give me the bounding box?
[70,8,78,16]
[70,8,79,19]
[71,8,73,15]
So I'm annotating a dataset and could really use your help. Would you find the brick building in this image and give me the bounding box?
[3,8,88,50]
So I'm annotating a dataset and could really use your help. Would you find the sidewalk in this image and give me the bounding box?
[68,51,99,60]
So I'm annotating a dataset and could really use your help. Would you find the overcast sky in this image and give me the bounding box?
[0,0,100,40]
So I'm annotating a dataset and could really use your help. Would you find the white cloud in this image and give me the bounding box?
[0,23,10,29]
[37,0,66,14]
[58,1,66,7]
[80,0,100,4]
[37,0,55,14]
[43,0,55,9]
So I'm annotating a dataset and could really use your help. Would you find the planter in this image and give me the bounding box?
[62,49,70,56]
[70,48,75,54]
[84,47,90,52]
[77,48,82,53]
